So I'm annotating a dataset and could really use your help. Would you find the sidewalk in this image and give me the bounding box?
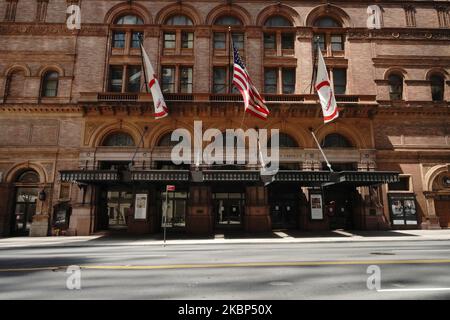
[1,229,450,248]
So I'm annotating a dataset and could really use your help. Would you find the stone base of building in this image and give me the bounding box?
[29,215,49,237]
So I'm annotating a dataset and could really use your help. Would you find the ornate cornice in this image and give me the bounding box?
[0,23,108,37]
[348,28,450,41]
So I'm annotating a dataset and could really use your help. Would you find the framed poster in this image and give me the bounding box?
[310,193,324,220]
[388,193,418,226]
[134,194,148,220]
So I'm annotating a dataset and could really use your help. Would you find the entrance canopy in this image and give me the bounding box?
[60,169,399,186]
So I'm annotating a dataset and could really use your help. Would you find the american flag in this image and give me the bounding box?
[232,45,269,120]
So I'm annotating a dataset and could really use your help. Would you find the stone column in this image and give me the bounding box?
[29,184,52,237]
[422,194,442,229]
[244,186,271,233]
[0,183,13,236]
[186,185,213,235]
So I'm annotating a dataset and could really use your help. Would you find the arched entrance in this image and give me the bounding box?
[432,171,450,228]
[11,170,40,236]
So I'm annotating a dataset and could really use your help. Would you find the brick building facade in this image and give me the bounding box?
[0,0,449,237]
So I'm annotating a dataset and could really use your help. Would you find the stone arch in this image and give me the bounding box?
[424,164,450,192]
[315,123,366,149]
[89,121,143,148]
[3,64,31,77]
[155,3,202,25]
[206,3,252,26]
[104,2,152,25]
[425,68,448,81]
[383,67,408,80]
[147,121,194,148]
[263,121,309,148]
[256,4,302,27]
[5,163,48,184]
[305,4,352,28]
[37,64,65,78]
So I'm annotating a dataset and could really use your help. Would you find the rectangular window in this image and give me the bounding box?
[213,67,227,93]
[109,66,123,92]
[264,33,276,49]
[316,34,326,51]
[131,32,141,49]
[214,33,226,49]
[113,32,126,48]
[331,35,344,51]
[281,33,295,49]
[282,68,295,94]
[180,67,193,93]
[127,66,141,93]
[232,33,244,50]
[333,69,346,94]
[181,32,194,49]
[164,32,176,49]
[264,68,277,93]
[161,67,175,93]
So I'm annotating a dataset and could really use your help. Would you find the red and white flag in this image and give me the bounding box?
[141,43,169,119]
[315,47,339,124]
[232,45,269,120]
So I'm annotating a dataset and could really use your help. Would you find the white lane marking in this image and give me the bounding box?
[378,288,450,292]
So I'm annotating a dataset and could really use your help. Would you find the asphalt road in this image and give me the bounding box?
[0,239,450,299]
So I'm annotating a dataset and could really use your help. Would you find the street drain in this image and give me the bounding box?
[269,281,292,286]
[370,252,396,255]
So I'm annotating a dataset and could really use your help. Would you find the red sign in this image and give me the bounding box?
[166,185,175,192]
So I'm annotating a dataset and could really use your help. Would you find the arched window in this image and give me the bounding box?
[214,15,242,26]
[264,16,292,27]
[5,69,25,99]
[165,14,193,26]
[269,133,299,148]
[388,74,403,100]
[16,170,40,183]
[321,133,352,148]
[102,132,135,147]
[41,71,59,97]
[114,14,144,25]
[430,75,445,102]
[314,17,341,27]
[157,132,178,147]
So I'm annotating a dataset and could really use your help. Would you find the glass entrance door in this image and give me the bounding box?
[106,191,133,230]
[13,188,38,235]
[213,193,245,227]
[271,201,297,229]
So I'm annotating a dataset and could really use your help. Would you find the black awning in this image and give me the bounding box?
[59,169,399,186]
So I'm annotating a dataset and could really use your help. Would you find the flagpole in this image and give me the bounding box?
[309,127,333,172]
[138,33,150,94]
[310,36,320,94]
[228,26,232,94]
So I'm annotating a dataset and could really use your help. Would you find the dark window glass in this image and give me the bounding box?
[161,67,175,93]
[127,66,141,93]
[113,32,125,48]
[265,16,292,27]
[430,75,444,101]
[281,33,294,49]
[264,69,277,93]
[215,16,242,26]
[165,15,193,26]
[333,69,346,94]
[180,67,193,93]
[103,132,135,147]
[213,67,227,93]
[164,32,176,49]
[264,33,276,49]
[158,133,177,147]
[269,133,298,148]
[232,33,244,50]
[388,74,403,100]
[214,32,226,49]
[16,170,40,183]
[109,66,123,92]
[41,71,58,97]
[389,177,410,191]
[321,133,352,148]
[181,32,194,48]
[282,68,295,94]
[314,17,341,27]
[315,33,326,50]
[131,32,141,48]
[115,15,144,25]
[331,34,344,51]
